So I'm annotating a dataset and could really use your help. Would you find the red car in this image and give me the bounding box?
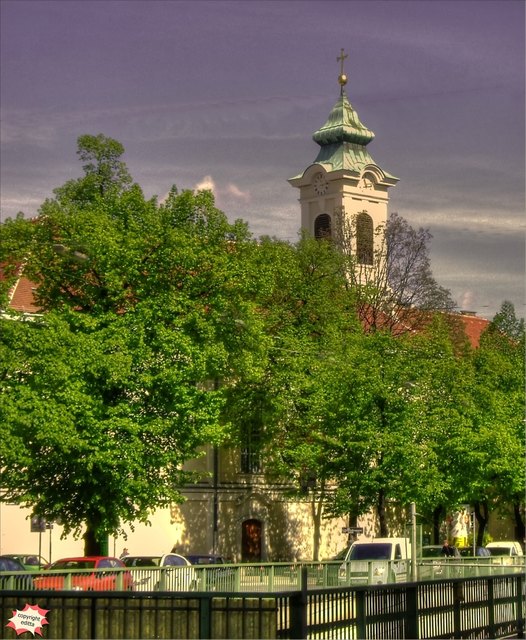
[34,556,134,591]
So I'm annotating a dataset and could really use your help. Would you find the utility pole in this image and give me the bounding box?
[410,502,417,582]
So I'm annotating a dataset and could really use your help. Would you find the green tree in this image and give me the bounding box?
[53,134,132,204]
[222,234,362,559]
[335,211,456,333]
[225,231,466,548]
[490,300,525,341]
[464,302,525,544]
[0,136,263,554]
[318,318,472,538]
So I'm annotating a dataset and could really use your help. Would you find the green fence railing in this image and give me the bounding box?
[0,570,523,639]
[0,557,524,593]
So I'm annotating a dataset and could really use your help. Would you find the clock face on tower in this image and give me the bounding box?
[313,172,328,196]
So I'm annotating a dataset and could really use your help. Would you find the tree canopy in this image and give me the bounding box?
[335,210,456,333]
[0,135,264,553]
[1,134,523,555]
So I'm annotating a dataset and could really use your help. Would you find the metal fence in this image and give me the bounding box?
[0,591,277,639]
[0,569,524,639]
[279,572,525,639]
[0,558,524,593]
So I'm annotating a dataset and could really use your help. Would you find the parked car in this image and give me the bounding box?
[327,547,351,561]
[419,545,462,579]
[421,545,461,558]
[0,555,34,590]
[458,546,490,557]
[122,554,197,591]
[186,554,227,565]
[485,541,524,557]
[2,554,49,569]
[339,538,412,584]
[317,548,352,586]
[33,556,133,591]
[186,554,236,590]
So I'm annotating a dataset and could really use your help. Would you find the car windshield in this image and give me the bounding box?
[50,560,96,570]
[487,548,508,556]
[123,557,160,567]
[422,547,443,558]
[0,558,25,571]
[163,556,187,566]
[350,544,391,560]
[187,556,223,565]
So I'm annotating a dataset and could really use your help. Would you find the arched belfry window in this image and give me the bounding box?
[356,212,374,265]
[314,214,332,240]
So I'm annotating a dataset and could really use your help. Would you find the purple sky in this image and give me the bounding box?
[1,0,524,319]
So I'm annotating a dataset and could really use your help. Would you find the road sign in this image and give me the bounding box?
[342,526,364,535]
[30,516,46,533]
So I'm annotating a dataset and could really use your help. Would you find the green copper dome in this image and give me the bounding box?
[307,90,396,180]
[313,91,375,147]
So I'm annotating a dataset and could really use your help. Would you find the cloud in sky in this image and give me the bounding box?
[0,0,524,319]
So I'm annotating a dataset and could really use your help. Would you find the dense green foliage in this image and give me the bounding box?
[1,135,523,554]
[468,302,525,543]
[0,135,264,552]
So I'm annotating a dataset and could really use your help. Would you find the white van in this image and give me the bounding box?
[339,537,411,585]
[485,541,524,557]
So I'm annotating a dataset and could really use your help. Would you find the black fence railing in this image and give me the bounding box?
[0,571,523,639]
[281,571,525,640]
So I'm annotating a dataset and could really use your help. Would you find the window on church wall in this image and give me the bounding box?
[356,212,374,265]
[240,422,262,474]
[314,214,332,240]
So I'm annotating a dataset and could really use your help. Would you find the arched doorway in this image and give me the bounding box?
[241,519,262,562]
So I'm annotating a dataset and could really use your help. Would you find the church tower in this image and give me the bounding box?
[288,50,398,265]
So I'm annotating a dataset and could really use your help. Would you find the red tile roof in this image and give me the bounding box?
[457,312,490,348]
[359,303,490,348]
[2,267,490,346]
[0,264,41,313]
[8,275,41,313]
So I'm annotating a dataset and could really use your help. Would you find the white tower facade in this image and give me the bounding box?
[288,52,398,267]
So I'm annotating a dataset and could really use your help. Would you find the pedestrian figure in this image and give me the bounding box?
[441,540,454,557]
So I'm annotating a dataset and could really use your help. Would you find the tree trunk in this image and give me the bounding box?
[311,491,324,562]
[83,524,103,556]
[513,502,525,545]
[432,506,444,544]
[377,489,387,537]
[474,501,489,547]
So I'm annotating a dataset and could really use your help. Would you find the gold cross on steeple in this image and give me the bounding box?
[337,48,348,93]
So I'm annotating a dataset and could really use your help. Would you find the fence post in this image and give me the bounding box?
[91,595,98,640]
[516,575,525,639]
[405,583,419,639]
[289,566,307,639]
[487,578,495,639]
[356,589,366,640]
[453,579,464,638]
[200,595,212,639]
